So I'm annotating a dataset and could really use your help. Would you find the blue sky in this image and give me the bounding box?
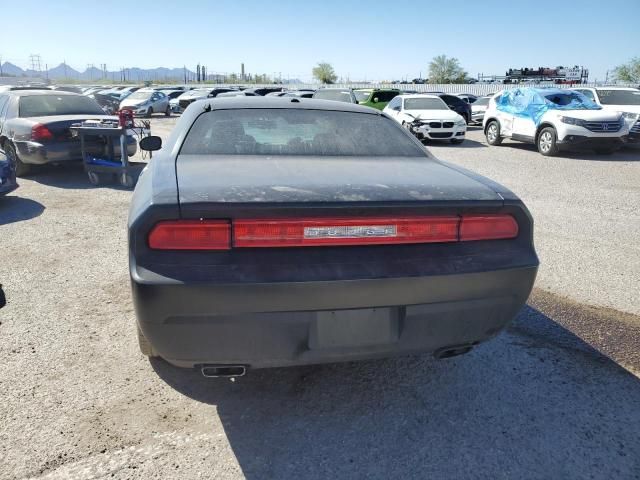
[2,0,638,82]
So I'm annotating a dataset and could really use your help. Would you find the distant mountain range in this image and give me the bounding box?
[0,62,196,82]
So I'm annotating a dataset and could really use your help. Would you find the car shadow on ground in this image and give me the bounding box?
[499,141,640,161]
[0,196,45,225]
[27,163,145,190]
[424,139,486,149]
[151,305,640,479]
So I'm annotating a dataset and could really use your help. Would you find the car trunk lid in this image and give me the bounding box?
[175,155,501,206]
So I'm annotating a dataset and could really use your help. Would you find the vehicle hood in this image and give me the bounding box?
[599,104,640,114]
[405,109,461,121]
[548,110,622,121]
[179,92,208,100]
[120,98,149,108]
[175,155,502,204]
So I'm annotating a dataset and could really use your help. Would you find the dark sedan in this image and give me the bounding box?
[427,93,473,123]
[0,90,136,176]
[130,97,538,375]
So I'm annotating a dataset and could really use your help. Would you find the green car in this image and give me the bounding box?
[353,88,401,110]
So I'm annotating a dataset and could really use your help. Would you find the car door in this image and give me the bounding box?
[0,95,9,138]
[383,96,401,121]
[492,94,515,136]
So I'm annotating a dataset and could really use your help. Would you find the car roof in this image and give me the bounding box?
[198,96,380,114]
[592,86,640,91]
[397,94,443,100]
[5,89,80,97]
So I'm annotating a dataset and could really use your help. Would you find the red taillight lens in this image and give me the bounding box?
[233,217,460,248]
[460,215,519,241]
[31,123,53,141]
[147,215,518,250]
[148,220,231,250]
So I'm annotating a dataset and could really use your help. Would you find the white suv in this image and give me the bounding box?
[483,88,629,156]
[573,87,640,145]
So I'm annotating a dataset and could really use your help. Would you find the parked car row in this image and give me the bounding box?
[0,88,137,177]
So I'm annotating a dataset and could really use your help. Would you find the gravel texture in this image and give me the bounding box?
[1,117,639,479]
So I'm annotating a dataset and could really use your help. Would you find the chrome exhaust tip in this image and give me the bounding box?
[200,365,247,378]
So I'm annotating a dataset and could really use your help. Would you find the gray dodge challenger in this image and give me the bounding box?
[129,97,538,377]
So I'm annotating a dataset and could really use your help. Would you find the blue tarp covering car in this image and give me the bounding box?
[0,151,18,196]
[495,88,601,126]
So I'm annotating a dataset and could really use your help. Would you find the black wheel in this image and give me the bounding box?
[594,147,614,155]
[137,326,157,357]
[165,105,171,117]
[4,143,31,177]
[146,107,153,118]
[485,121,502,146]
[537,127,559,156]
[450,138,464,144]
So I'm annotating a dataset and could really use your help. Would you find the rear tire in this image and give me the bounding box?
[4,143,31,177]
[537,127,559,156]
[137,326,157,357]
[485,121,502,146]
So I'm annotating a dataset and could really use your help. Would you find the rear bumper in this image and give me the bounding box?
[15,138,137,165]
[132,265,537,368]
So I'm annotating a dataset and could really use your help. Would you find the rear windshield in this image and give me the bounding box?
[354,91,371,102]
[404,98,448,110]
[180,109,423,157]
[597,89,640,105]
[313,90,353,102]
[19,95,104,117]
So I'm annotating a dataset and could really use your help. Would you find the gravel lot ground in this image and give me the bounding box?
[1,116,639,479]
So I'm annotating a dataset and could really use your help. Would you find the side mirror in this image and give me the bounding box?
[393,106,401,111]
[139,135,162,152]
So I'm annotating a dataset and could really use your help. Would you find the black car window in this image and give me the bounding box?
[375,91,399,103]
[19,95,105,117]
[442,95,464,106]
[180,109,423,157]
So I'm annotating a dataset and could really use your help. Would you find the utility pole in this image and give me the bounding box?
[29,54,42,75]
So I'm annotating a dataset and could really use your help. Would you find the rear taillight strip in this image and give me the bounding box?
[147,215,518,250]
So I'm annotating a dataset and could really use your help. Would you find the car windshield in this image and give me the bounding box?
[544,92,591,107]
[127,91,153,100]
[180,109,423,157]
[597,89,640,105]
[19,95,105,117]
[404,98,448,110]
[354,91,371,102]
[313,90,353,102]
[474,97,490,106]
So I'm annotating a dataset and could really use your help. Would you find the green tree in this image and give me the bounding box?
[613,57,640,83]
[428,55,468,84]
[312,62,337,84]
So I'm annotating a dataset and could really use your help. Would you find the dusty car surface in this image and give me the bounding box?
[129,97,538,375]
